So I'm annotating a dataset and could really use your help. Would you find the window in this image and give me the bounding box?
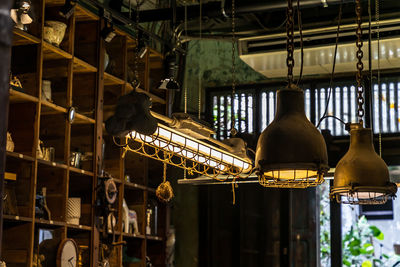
[208,78,400,138]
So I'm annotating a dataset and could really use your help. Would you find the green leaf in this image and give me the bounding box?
[362,260,372,267]
[382,253,389,259]
[360,243,374,254]
[343,259,351,266]
[377,232,384,240]
[369,226,382,237]
[350,246,361,256]
[349,239,361,247]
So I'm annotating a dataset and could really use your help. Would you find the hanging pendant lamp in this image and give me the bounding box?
[330,0,397,204]
[255,0,329,188]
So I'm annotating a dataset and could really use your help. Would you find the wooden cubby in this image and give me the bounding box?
[4,0,170,266]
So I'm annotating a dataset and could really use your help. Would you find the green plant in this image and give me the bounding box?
[342,216,389,267]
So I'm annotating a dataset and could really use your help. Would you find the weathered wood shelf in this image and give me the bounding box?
[9,89,39,103]
[4,1,169,266]
[12,28,40,46]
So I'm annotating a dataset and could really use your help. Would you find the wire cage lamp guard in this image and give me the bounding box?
[120,123,254,180]
[258,167,325,189]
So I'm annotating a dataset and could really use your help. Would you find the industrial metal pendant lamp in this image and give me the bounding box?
[330,0,397,204]
[255,0,329,188]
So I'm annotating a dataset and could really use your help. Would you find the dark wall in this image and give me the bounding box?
[199,184,319,267]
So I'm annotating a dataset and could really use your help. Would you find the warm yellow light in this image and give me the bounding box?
[128,123,253,174]
[339,192,385,199]
[264,169,318,180]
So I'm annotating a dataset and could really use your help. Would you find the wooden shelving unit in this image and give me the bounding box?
[4,1,170,266]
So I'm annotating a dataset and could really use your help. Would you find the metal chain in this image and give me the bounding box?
[198,0,202,120]
[355,0,365,124]
[184,1,188,114]
[286,0,295,85]
[230,0,236,135]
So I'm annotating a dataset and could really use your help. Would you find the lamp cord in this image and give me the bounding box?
[230,0,237,136]
[286,0,295,86]
[376,0,382,157]
[296,0,304,86]
[134,0,141,86]
[316,0,343,128]
[355,0,365,125]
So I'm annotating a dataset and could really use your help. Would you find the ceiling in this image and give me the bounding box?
[116,0,400,39]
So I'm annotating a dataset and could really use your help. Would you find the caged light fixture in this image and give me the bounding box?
[330,0,397,205]
[123,122,253,179]
[255,0,329,188]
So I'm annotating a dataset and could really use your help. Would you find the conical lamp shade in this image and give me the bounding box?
[331,124,397,204]
[255,84,329,188]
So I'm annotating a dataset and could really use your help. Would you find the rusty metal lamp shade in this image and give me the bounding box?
[330,124,397,204]
[255,84,329,188]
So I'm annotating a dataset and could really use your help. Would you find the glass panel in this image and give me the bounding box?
[248,94,254,133]
[261,92,267,131]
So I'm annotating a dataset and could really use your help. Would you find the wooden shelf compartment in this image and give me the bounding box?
[122,238,145,266]
[103,135,123,180]
[40,76,69,109]
[124,153,147,186]
[146,240,166,267]
[67,230,92,266]
[105,35,126,82]
[11,44,40,98]
[4,156,34,218]
[33,226,64,266]
[72,72,97,120]
[12,28,41,46]
[68,172,94,227]
[39,113,68,164]
[8,102,37,158]
[74,19,99,67]
[36,164,67,222]
[70,123,95,172]
[2,221,33,266]
[123,187,145,238]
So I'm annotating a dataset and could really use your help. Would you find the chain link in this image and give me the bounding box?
[286,0,295,85]
[355,0,365,123]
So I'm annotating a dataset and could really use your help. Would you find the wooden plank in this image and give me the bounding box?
[74,113,96,124]
[9,89,39,103]
[104,72,125,86]
[43,42,73,60]
[73,57,98,73]
[75,4,99,21]
[12,28,40,46]
[41,100,68,114]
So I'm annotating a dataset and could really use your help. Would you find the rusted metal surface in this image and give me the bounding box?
[0,0,14,256]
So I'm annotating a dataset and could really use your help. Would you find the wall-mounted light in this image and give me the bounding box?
[158,53,180,90]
